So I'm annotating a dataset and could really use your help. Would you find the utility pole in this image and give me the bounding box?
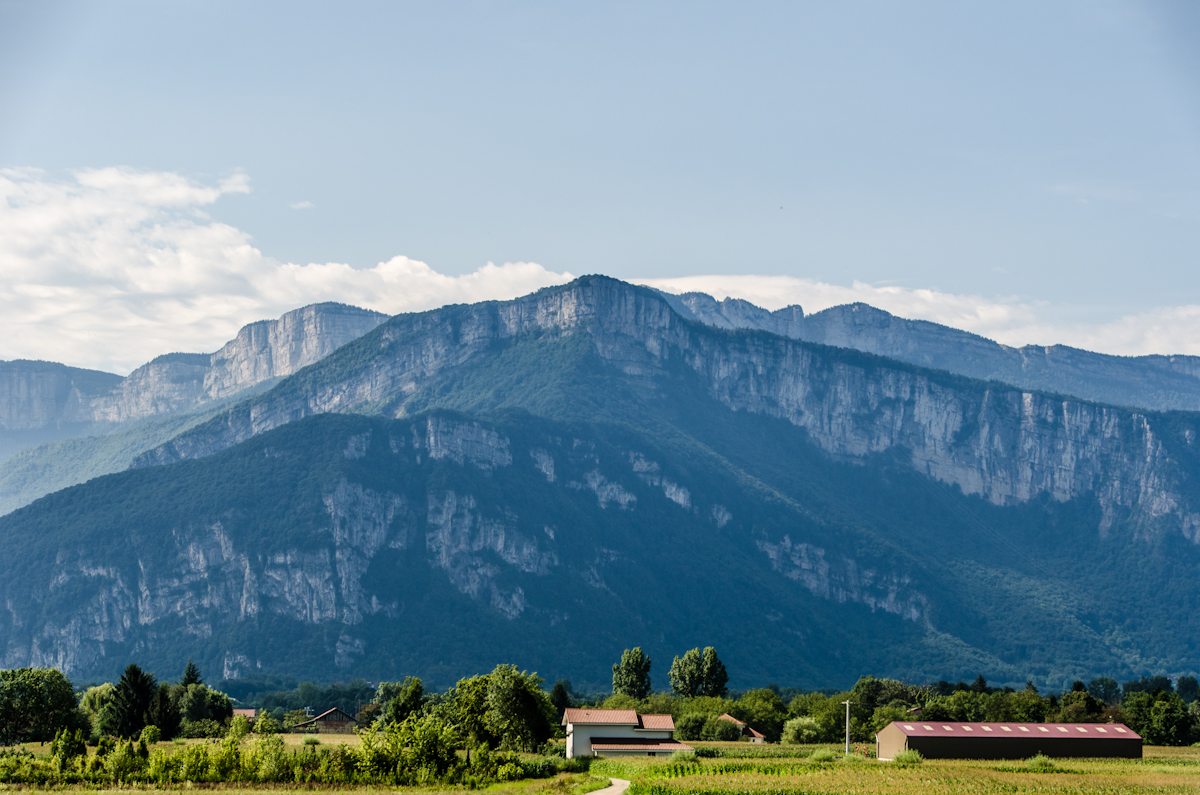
[842,699,852,756]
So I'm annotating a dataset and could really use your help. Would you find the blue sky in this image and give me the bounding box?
[2,1,1199,371]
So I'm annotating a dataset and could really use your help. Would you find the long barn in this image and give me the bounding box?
[876,721,1142,760]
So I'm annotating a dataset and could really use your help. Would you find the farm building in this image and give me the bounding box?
[293,707,357,733]
[717,713,766,743]
[877,721,1142,760]
[562,708,691,758]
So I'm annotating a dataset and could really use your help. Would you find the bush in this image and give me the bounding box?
[139,725,161,745]
[809,748,838,762]
[179,718,223,738]
[782,716,823,744]
[303,736,321,746]
[892,749,923,767]
[1026,753,1056,773]
[701,714,743,741]
[675,713,707,741]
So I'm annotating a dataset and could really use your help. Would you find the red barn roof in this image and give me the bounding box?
[890,721,1140,739]
[561,708,639,726]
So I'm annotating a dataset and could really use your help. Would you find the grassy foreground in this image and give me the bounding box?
[6,740,1200,793]
[591,742,1200,795]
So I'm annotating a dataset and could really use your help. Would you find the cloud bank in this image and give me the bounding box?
[0,168,573,373]
[3,166,1200,374]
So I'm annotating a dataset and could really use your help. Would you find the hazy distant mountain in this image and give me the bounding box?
[0,303,386,514]
[4,277,1199,689]
[662,291,1200,412]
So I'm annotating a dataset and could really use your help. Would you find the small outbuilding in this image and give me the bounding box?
[717,713,766,743]
[876,721,1142,760]
[562,709,691,758]
[293,707,357,733]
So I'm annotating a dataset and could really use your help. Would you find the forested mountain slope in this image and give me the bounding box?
[3,277,1199,689]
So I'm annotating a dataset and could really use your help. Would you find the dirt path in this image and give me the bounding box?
[592,777,631,795]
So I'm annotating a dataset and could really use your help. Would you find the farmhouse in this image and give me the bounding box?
[876,721,1142,760]
[562,708,691,758]
[717,713,766,743]
[293,707,357,733]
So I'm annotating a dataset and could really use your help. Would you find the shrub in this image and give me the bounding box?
[177,743,210,781]
[179,718,223,738]
[675,713,707,741]
[892,749,923,767]
[701,714,743,741]
[1026,753,1056,773]
[139,725,161,745]
[303,736,321,746]
[809,748,838,763]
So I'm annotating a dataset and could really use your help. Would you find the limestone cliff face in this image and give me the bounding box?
[204,304,387,400]
[0,361,121,430]
[666,291,1200,412]
[90,354,211,423]
[3,410,937,683]
[149,278,1200,543]
[1,304,385,433]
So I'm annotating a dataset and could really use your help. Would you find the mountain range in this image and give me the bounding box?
[2,276,1198,690]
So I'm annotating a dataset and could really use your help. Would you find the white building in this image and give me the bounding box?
[562,708,691,758]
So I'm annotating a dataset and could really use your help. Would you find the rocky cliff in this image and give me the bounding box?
[665,291,1200,412]
[1,303,386,433]
[146,277,1200,542]
[0,361,122,431]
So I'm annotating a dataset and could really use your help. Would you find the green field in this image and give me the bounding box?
[7,739,1200,793]
[591,742,1200,795]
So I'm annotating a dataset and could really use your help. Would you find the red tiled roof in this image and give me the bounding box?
[232,708,258,718]
[888,721,1140,739]
[639,713,675,731]
[590,738,692,752]
[562,708,639,726]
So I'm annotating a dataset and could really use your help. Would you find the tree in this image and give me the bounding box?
[1146,693,1193,746]
[1177,676,1199,705]
[670,647,729,698]
[0,667,86,743]
[1087,677,1121,705]
[482,664,555,751]
[149,683,182,739]
[701,647,729,697]
[550,680,574,714]
[175,682,233,723]
[378,676,426,725]
[81,683,116,736]
[180,661,202,687]
[612,647,652,699]
[109,664,158,738]
[675,713,706,740]
[733,688,786,742]
[701,714,742,741]
[669,649,705,697]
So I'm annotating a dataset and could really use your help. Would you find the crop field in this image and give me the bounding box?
[591,743,1200,795]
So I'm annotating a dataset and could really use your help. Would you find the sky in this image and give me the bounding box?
[1,0,1199,373]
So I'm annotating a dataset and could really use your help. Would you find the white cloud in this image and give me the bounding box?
[4,166,1200,375]
[0,167,572,373]
[289,200,314,210]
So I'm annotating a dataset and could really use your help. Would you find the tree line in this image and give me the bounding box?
[5,648,1200,787]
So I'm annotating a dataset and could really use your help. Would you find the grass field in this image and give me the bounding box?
[8,738,1200,793]
[591,742,1200,795]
